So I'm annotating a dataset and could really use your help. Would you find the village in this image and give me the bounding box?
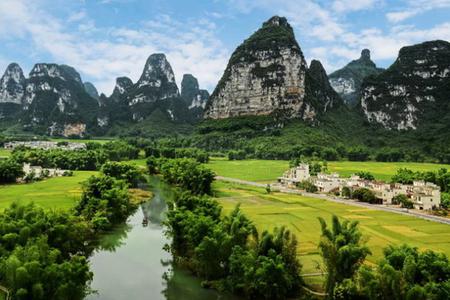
[278,164,441,210]
[4,140,86,151]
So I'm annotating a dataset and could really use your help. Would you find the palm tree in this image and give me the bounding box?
[318,215,371,298]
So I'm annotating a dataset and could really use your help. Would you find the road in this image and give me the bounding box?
[215,176,450,225]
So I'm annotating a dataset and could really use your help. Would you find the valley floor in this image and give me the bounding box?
[207,158,450,182]
[1,156,450,290]
[213,181,450,287]
[0,171,97,210]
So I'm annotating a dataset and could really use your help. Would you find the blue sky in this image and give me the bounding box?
[1,0,450,94]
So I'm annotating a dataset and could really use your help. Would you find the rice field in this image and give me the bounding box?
[207,158,450,182]
[213,181,450,278]
[0,171,97,210]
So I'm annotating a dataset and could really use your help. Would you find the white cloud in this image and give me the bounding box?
[0,0,229,95]
[226,0,450,74]
[332,0,379,13]
[68,11,87,23]
[386,0,450,23]
[386,10,419,23]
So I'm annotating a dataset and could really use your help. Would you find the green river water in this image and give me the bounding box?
[86,178,238,300]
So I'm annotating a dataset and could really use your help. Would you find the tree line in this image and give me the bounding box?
[155,158,450,299]
[0,141,142,185]
[158,161,303,299]
[10,141,139,171]
[0,161,143,299]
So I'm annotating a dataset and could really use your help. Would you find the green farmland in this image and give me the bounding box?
[213,181,450,278]
[49,138,114,144]
[208,158,289,182]
[0,171,97,210]
[0,149,11,158]
[207,158,450,182]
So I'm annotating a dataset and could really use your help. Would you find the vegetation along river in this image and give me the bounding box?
[86,177,238,300]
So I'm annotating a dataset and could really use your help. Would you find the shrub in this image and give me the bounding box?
[0,158,24,184]
[228,150,246,160]
[352,188,379,204]
[159,158,215,195]
[296,180,318,193]
[101,161,143,188]
[355,171,375,181]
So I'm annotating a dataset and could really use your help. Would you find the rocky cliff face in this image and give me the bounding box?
[305,60,342,113]
[205,16,314,120]
[0,62,99,136]
[83,82,100,101]
[181,74,209,119]
[360,40,450,130]
[99,54,207,126]
[97,76,135,127]
[0,54,210,135]
[0,63,26,119]
[0,63,26,105]
[126,53,183,121]
[329,49,384,106]
[23,63,99,135]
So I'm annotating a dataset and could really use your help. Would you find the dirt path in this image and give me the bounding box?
[215,176,450,225]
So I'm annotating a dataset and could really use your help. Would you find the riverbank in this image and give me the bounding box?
[87,177,238,300]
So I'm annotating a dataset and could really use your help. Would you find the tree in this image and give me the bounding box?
[0,203,94,299]
[401,199,414,209]
[101,161,143,187]
[351,245,450,299]
[355,171,375,181]
[392,194,411,207]
[352,188,379,204]
[392,168,417,184]
[297,180,318,193]
[159,158,215,195]
[228,150,246,160]
[441,193,450,209]
[146,156,160,174]
[228,226,302,300]
[341,186,352,198]
[318,215,371,298]
[0,158,24,184]
[347,147,370,161]
[74,175,135,231]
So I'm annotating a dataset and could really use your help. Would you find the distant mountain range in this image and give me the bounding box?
[0,54,208,136]
[0,15,449,138]
[329,49,384,106]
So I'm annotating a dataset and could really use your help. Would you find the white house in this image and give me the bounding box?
[411,181,441,210]
[313,173,341,193]
[278,164,310,187]
[278,166,441,210]
[22,163,66,180]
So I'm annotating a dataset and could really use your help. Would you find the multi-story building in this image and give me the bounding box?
[411,181,441,210]
[313,173,341,193]
[278,164,310,188]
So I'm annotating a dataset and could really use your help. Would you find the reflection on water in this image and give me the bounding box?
[86,176,237,300]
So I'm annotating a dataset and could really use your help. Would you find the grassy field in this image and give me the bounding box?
[328,161,450,181]
[49,138,114,144]
[0,149,11,158]
[213,181,450,279]
[208,158,289,182]
[0,171,97,210]
[207,158,450,182]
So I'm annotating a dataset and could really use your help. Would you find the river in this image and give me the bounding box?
[86,177,238,300]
